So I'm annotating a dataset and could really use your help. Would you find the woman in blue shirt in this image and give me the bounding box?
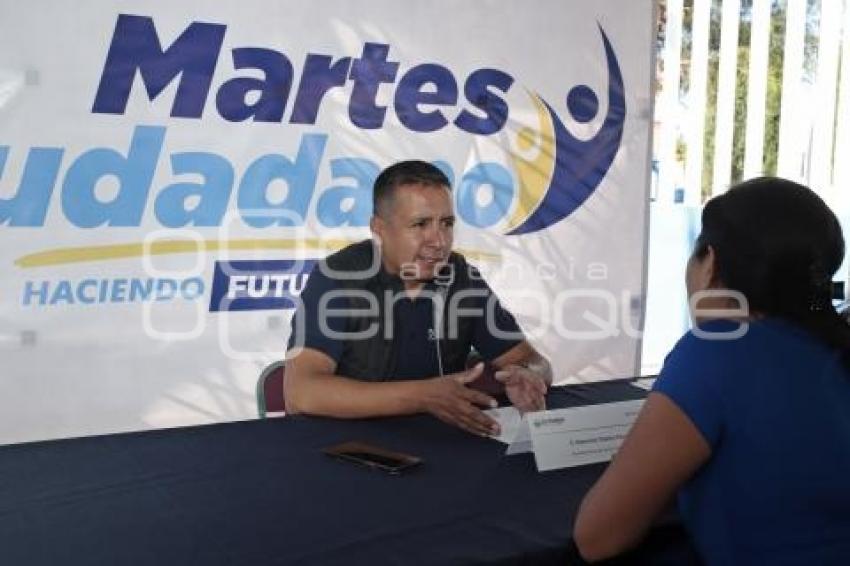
[574,177,850,564]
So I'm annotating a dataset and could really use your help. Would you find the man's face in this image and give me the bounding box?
[370,183,454,284]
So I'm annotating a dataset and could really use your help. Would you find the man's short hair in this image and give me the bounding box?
[373,160,451,217]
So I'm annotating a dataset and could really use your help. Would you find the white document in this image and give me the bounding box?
[527,400,645,471]
[485,406,523,444]
[485,406,533,454]
[631,378,656,391]
[505,417,533,455]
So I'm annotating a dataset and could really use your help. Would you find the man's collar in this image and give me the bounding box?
[375,260,446,294]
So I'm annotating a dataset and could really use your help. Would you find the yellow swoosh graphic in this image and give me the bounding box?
[506,91,556,231]
[15,239,499,268]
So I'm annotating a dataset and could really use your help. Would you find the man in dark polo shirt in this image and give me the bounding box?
[284,160,551,436]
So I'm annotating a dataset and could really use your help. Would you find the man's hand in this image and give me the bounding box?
[420,363,501,436]
[494,365,547,413]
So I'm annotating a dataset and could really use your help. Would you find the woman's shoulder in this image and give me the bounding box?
[674,317,813,354]
[658,319,783,389]
[669,318,754,360]
[660,317,834,392]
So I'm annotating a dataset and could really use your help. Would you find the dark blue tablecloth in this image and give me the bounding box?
[0,380,700,565]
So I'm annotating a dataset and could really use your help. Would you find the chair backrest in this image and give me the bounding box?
[257,361,286,418]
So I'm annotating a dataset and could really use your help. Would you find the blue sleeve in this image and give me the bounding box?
[468,269,523,361]
[287,264,346,363]
[652,328,728,448]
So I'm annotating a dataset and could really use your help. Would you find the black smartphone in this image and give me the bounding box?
[470,361,505,397]
[322,441,422,474]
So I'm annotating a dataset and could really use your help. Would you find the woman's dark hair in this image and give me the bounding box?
[694,176,850,364]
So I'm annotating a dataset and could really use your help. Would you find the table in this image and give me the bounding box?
[0,381,700,565]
